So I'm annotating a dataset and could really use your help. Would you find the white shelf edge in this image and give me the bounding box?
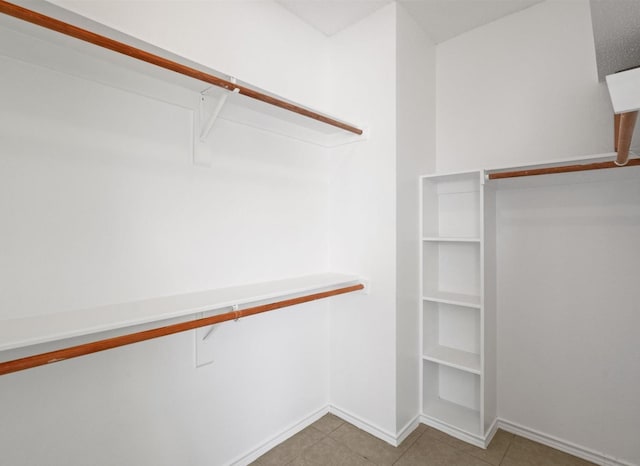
[420,170,482,181]
[422,237,481,243]
[484,152,619,176]
[0,272,362,352]
[422,398,482,437]
[421,152,621,181]
[422,345,481,375]
[422,293,481,309]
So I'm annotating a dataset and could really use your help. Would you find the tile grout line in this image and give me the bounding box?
[499,437,515,466]
[462,432,509,466]
[282,426,328,466]
[327,425,379,465]
[391,427,429,465]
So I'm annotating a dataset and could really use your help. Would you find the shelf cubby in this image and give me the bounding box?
[422,360,481,436]
[422,241,480,299]
[422,172,480,239]
[423,301,480,374]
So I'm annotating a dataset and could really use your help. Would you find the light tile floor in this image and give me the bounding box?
[252,414,596,466]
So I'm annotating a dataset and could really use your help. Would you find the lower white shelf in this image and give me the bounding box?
[422,359,481,436]
[422,397,481,437]
[423,345,481,375]
[0,272,361,352]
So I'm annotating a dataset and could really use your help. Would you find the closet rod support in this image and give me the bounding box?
[200,79,239,141]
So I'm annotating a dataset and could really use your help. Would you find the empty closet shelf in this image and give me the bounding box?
[0,1,364,147]
[423,345,481,375]
[0,273,365,376]
[0,273,363,353]
[422,291,481,308]
[422,398,481,437]
[422,237,481,242]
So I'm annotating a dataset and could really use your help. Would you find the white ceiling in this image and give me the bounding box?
[400,0,543,43]
[278,1,391,37]
[277,0,544,43]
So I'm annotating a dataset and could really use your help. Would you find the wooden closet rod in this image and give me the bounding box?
[614,111,639,166]
[487,159,640,180]
[0,0,363,136]
[0,283,364,376]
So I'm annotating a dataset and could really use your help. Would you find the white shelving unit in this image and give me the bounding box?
[419,171,496,447]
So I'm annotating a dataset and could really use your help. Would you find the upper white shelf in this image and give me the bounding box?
[422,237,481,243]
[0,1,364,147]
[420,171,481,182]
[0,273,361,353]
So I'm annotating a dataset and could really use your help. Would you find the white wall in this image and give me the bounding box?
[395,3,435,434]
[436,0,612,173]
[0,2,335,465]
[327,3,399,438]
[435,1,640,463]
[496,170,640,465]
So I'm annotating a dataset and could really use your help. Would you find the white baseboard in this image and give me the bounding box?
[329,404,398,446]
[228,404,405,465]
[420,414,485,448]
[497,418,637,466]
[396,415,421,446]
[229,406,329,466]
[229,409,637,466]
[484,417,499,446]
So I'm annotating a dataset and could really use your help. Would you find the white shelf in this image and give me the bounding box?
[423,345,481,375]
[420,170,481,182]
[0,7,363,148]
[0,273,361,352]
[422,291,481,309]
[422,237,480,243]
[422,397,481,437]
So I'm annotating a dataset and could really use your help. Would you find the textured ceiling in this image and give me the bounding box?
[591,0,640,81]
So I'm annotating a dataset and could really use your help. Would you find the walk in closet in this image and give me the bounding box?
[1,1,639,465]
